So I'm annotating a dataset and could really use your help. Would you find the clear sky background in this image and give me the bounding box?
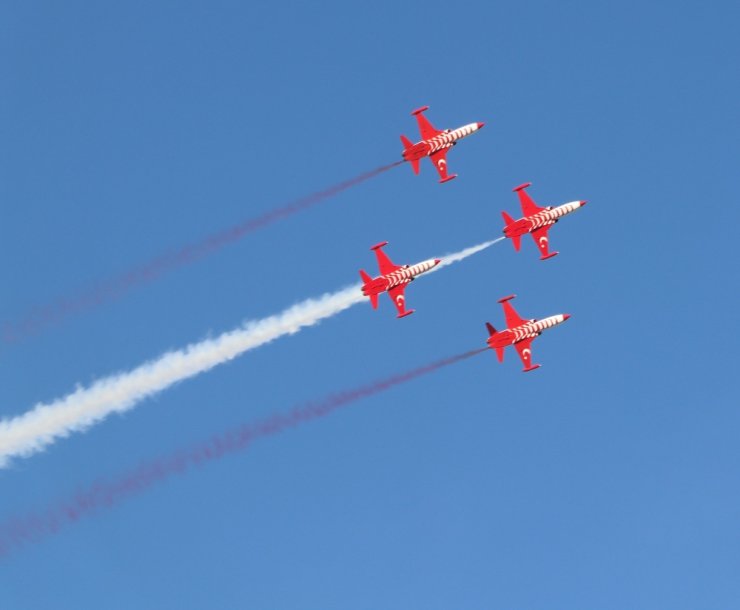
[1,1,739,608]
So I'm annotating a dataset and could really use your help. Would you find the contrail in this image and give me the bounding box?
[0,238,500,467]
[0,347,486,560]
[1,161,403,344]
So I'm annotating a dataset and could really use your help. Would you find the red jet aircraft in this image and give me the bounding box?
[502,182,587,260]
[485,295,570,372]
[359,241,441,318]
[400,106,484,183]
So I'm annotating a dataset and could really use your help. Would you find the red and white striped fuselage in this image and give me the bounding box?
[361,258,440,297]
[486,294,570,371]
[402,123,484,162]
[487,314,570,349]
[503,201,585,239]
[401,107,485,183]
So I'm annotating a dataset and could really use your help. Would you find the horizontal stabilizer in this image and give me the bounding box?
[513,182,532,192]
[400,134,414,150]
[523,364,541,373]
[397,309,415,319]
[411,105,430,115]
[540,251,559,261]
[400,135,421,174]
[501,211,521,251]
[498,295,516,303]
[501,210,516,226]
[370,241,389,251]
[439,174,458,184]
[359,269,378,310]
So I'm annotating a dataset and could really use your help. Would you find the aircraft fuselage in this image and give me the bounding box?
[503,201,585,239]
[361,258,440,297]
[402,123,483,162]
[487,314,570,349]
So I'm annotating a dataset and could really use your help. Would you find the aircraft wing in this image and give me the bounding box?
[530,226,557,260]
[429,148,455,182]
[372,243,401,275]
[413,107,442,140]
[388,284,413,317]
[514,183,545,217]
[514,338,540,372]
[500,297,526,328]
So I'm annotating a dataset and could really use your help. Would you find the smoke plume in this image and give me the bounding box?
[0,347,486,559]
[2,161,402,343]
[0,238,499,467]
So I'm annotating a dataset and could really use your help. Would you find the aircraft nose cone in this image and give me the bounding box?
[580,200,587,206]
[563,313,571,321]
[477,122,485,129]
[434,258,442,265]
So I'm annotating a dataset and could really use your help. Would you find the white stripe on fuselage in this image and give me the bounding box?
[511,314,567,342]
[526,201,583,230]
[425,123,481,154]
[384,259,437,288]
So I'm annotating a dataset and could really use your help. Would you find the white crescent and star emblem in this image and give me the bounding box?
[522,348,532,360]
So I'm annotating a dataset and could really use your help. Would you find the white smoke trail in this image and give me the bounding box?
[433,236,505,270]
[0,238,501,467]
[0,286,363,467]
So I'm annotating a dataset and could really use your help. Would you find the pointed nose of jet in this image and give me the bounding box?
[477,122,485,129]
[563,313,571,321]
[580,200,587,207]
[434,258,442,265]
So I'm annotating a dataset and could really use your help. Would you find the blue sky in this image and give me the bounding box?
[1,0,739,608]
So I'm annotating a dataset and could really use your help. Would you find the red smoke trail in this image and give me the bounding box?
[2,161,403,344]
[0,347,485,559]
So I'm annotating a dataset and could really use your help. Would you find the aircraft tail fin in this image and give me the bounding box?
[400,135,420,174]
[359,270,378,309]
[485,323,505,362]
[400,134,414,149]
[501,211,521,251]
